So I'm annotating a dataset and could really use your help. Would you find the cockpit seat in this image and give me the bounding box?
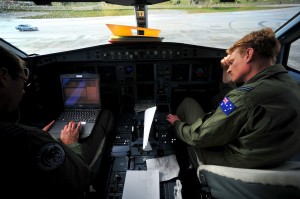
[197,161,300,199]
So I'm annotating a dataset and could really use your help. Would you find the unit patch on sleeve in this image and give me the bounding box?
[36,142,65,171]
[219,97,236,116]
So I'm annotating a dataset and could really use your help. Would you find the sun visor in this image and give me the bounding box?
[103,0,169,5]
[21,0,169,6]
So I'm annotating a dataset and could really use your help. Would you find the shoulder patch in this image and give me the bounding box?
[219,97,236,116]
[36,142,65,171]
[237,85,254,92]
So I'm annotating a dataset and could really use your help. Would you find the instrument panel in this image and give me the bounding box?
[21,42,226,125]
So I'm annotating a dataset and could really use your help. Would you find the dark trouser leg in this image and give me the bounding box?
[80,109,114,166]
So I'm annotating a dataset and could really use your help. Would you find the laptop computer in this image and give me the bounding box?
[48,73,101,139]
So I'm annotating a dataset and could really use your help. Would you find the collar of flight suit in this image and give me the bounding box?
[245,64,287,85]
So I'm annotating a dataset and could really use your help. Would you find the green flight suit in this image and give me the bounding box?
[174,64,300,169]
[0,111,90,198]
[0,109,114,198]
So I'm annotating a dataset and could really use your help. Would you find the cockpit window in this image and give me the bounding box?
[0,1,299,56]
[288,38,300,71]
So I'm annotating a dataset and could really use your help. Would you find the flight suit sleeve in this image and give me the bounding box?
[174,90,250,148]
[25,126,90,197]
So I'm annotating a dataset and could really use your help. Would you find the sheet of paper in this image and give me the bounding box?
[143,106,156,150]
[122,170,160,199]
[146,154,180,182]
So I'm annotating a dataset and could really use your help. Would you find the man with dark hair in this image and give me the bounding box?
[0,45,114,198]
[167,28,300,169]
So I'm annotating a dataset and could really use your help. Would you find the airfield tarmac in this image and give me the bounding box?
[0,6,299,68]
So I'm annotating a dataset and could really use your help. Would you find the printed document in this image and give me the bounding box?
[143,106,156,150]
[122,170,159,199]
[146,154,180,182]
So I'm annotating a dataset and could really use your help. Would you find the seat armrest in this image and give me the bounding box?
[197,161,300,199]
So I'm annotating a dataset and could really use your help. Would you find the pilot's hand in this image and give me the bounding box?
[60,121,80,145]
[166,114,180,126]
[220,54,233,84]
[42,120,55,132]
[220,54,231,69]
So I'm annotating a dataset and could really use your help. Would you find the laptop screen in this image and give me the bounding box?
[60,74,101,108]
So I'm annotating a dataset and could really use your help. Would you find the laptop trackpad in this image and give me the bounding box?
[79,122,93,139]
[48,122,93,139]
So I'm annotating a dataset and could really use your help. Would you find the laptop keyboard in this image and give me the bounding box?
[58,109,100,122]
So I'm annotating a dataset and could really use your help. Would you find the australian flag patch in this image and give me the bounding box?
[219,97,236,116]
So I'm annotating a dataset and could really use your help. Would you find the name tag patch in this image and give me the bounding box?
[219,97,236,116]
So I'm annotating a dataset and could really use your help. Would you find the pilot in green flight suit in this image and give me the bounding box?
[0,44,114,198]
[167,28,300,169]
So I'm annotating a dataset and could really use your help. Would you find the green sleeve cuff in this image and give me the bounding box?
[66,142,84,158]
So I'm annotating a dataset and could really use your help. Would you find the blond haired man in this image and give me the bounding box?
[167,28,300,169]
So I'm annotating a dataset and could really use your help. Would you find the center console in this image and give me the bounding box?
[106,103,177,199]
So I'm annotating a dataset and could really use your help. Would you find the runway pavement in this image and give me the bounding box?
[0,6,299,68]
